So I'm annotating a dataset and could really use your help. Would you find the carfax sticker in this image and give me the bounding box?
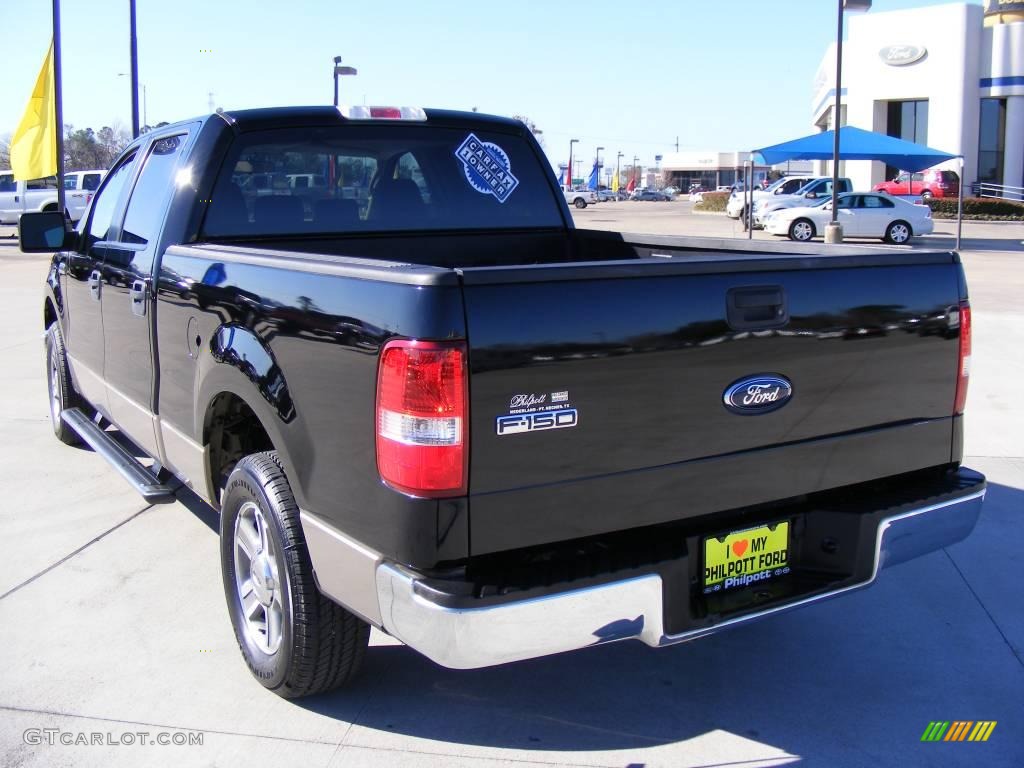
[496,390,577,436]
[455,133,519,203]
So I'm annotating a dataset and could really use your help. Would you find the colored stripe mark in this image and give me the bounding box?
[945,721,973,741]
[921,721,950,741]
[980,76,1024,87]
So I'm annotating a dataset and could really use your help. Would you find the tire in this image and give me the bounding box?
[788,218,815,242]
[885,220,912,244]
[220,451,370,698]
[45,322,82,445]
[920,191,933,200]
[574,198,587,209]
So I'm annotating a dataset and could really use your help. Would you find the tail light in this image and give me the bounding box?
[954,302,971,414]
[376,339,467,497]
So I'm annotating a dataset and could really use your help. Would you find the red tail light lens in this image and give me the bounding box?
[954,302,971,414]
[376,339,467,497]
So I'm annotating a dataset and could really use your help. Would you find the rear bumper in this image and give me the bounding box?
[376,477,984,670]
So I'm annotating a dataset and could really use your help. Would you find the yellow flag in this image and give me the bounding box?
[611,170,619,193]
[11,41,57,181]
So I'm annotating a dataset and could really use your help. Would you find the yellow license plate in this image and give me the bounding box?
[703,521,790,593]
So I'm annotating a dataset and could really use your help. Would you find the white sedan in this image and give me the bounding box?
[762,192,934,244]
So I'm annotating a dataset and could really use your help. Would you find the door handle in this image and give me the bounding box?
[88,269,102,301]
[130,278,149,317]
[57,261,67,276]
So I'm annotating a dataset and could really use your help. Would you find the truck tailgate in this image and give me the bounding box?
[461,251,964,554]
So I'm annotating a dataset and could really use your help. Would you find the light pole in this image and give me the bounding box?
[595,146,604,190]
[633,155,639,189]
[117,73,146,130]
[567,138,579,189]
[333,56,358,106]
[616,151,623,191]
[827,0,872,243]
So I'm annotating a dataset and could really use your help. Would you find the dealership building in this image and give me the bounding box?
[811,0,1024,193]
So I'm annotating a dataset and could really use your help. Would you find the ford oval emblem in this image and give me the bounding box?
[723,375,793,415]
[879,44,927,66]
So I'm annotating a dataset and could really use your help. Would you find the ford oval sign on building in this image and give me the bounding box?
[723,375,793,415]
[879,44,927,66]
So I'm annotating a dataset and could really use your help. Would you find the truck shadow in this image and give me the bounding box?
[292,481,1022,764]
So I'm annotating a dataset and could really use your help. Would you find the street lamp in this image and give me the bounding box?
[828,0,872,243]
[333,55,358,107]
[633,155,639,188]
[567,138,579,190]
[117,73,147,130]
[616,151,623,191]
[595,146,604,190]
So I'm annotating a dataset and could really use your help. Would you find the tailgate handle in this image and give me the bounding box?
[727,286,788,330]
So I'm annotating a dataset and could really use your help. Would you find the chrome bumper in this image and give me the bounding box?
[376,488,985,670]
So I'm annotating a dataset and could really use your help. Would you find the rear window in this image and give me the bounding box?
[202,124,563,238]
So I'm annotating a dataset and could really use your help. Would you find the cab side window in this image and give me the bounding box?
[85,152,138,246]
[121,133,189,247]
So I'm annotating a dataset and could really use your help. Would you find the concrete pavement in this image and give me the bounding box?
[1,211,1021,767]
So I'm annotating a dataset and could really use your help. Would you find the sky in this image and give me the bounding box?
[1,0,980,172]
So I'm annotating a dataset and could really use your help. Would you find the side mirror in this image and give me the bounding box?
[18,211,76,253]
[805,192,817,199]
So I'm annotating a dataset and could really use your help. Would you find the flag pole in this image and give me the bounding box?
[52,0,66,217]
[129,0,140,137]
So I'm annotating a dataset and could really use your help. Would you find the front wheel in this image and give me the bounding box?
[920,191,933,200]
[574,198,587,209]
[220,452,369,698]
[45,322,82,445]
[788,218,815,242]
[885,220,912,244]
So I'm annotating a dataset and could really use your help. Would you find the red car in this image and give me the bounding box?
[873,169,960,199]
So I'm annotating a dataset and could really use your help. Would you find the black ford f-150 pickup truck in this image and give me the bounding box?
[21,105,985,698]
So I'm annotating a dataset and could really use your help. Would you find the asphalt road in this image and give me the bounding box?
[1,211,1021,768]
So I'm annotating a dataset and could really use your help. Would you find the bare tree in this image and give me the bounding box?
[63,123,131,170]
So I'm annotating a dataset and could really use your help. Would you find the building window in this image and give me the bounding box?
[977,98,1006,185]
[885,100,929,180]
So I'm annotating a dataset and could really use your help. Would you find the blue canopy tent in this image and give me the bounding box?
[751,126,964,246]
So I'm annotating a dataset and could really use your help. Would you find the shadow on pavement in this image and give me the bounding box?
[290,481,1023,763]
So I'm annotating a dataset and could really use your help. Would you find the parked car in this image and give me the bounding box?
[726,175,818,219]
[564,188,597,208]
[63,170,107,222]
[753,177,853,227]
[22,105,983,699]
[597,189,619,202]
[873,169,960,199]
[631,188,671,201]
[762,192,934,243]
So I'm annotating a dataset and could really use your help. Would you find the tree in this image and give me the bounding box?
[62,123,130,171]
[0,133,10,168]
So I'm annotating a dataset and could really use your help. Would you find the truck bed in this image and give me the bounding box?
[173,231,965,560]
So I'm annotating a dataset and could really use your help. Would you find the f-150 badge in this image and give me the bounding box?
[497,390,577,435]
[723,375,792,415]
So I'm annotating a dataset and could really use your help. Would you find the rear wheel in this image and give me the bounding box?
[574,198,587,209]
[788,218,815,242]
[920,190,933,200]
[885,220,912,244]
[45,322,82,445]
[220,451,369,698]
